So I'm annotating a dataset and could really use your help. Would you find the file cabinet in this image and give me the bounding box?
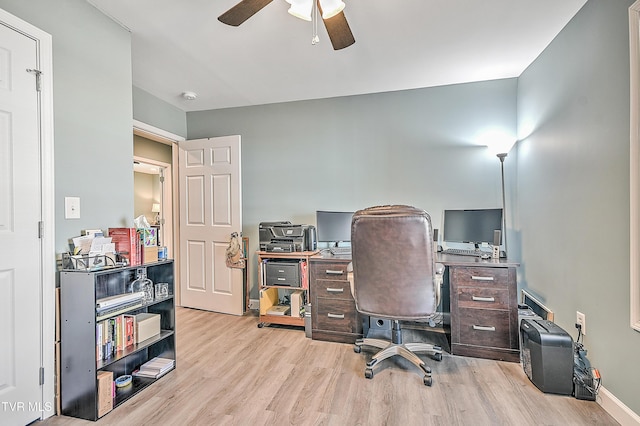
[449,265,520,362]
[309,256,363,343]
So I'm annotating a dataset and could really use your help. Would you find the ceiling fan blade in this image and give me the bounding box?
[321,10,355,50]
[218,0,273,26]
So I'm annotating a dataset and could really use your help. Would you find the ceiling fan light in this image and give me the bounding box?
[319,0,345,19]
[286,0,313,21]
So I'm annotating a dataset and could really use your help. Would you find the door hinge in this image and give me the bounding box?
[39,367,45,385]
[26,68,42,92]
[38,221,44,238]
[159,175,165,183]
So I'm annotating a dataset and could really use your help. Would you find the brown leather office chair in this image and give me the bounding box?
[349,205,444,386]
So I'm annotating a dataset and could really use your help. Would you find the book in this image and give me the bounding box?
[267,305,290,316]
[108,227,142,266]
[123,314,135,348]
[115,315,123,352]
[96,322,103,361]
[134,357,175,378]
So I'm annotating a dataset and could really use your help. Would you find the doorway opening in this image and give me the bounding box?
[134,158,173,257]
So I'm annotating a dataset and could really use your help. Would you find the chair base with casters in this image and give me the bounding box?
[353,319,443,386]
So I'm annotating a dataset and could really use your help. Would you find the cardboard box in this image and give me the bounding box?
[143,246,158,264]
[259,287,279,315]
[55,287,60,343]
[96,371,113,418]
[290,290,304,318]
[55,342,61,415]
[135,313,161,343]
[139,227,157,247]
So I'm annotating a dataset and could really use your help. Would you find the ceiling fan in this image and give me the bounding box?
[218,0,356,50]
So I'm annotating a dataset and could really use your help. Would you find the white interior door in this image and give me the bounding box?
[178,136,243,315]
[0,19,45,425]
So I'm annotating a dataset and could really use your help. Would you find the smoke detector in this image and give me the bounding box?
[182,91,197,101]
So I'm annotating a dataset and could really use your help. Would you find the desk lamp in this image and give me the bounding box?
[152,203,161,225]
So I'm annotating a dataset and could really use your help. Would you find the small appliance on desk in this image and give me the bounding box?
[259,221,316,252]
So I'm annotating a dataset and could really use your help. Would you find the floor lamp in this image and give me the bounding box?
[478,129,516,257]
[497,153,508,257]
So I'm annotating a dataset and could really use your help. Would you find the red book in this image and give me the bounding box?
[123,314,135,348]
[108,228,141,266]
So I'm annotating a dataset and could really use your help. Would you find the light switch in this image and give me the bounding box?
[65,197,80,219]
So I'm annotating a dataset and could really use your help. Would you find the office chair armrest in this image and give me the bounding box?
[434,262,444,307]
[347,262,354,298]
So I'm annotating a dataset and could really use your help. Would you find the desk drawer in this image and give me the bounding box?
[457,308,512,349]
[457,286,509,310]
[313,279,352,300]
[452,267,509,287]
[316,298,358,332]
[310,262,349,281]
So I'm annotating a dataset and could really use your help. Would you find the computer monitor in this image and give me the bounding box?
[316,211,354,245]
[443,208,503,247]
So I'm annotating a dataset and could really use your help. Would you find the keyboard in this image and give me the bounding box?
[330,247,352,255]
[442,248,491,259]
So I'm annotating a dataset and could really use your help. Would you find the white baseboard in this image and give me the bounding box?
[249,299,259,310]
[598,386,640,425]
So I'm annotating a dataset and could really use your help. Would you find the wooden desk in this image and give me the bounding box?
[308,252,520,362]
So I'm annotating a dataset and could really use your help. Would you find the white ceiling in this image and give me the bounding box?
[87,0,587,112]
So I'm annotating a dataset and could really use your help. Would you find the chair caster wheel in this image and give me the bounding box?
[354,345,361,353]
[423,375,433,386]
[365,368,374,379]
[433,352,442,361]
[257,323,264,328]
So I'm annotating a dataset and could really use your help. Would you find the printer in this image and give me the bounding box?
[259,221,317,252]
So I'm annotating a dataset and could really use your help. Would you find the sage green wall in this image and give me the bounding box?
[0,0,134,252]
[517,0,639,414]
[187,79,518,296]
[133,86,187,138]
[134,134,172,164]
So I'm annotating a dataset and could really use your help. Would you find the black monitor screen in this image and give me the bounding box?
[316,211,354,243]
[443,208,503,245]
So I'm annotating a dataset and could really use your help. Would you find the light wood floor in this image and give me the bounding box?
[41,307,618,426]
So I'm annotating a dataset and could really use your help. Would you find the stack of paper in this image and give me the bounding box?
[133,357,175,379]
[267,305,290,316]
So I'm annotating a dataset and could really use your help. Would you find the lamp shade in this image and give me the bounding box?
[151,203,161,213]
[286,0,313,21]
[319,0,345,19]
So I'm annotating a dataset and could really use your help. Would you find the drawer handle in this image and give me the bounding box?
[326,287,344,293]
[277,277,286,281]
[472,325,496,332]
[472,296,495,302]
[471,276,494,281]
[278,269,285,273]
[325,269,345,275]
[327,313,345,319]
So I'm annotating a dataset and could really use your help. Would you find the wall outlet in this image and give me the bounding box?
[576,311,586,335]
[249,299,259,310]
